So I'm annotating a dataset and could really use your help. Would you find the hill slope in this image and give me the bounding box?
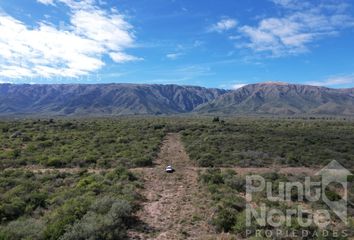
[0,84,227,116]
[196,83,354,115]
[2,82,354,116]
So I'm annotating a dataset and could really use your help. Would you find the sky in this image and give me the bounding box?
[0,0,354,89]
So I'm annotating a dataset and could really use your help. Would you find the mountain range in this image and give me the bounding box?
[0,83,226,116]
[1,82,354,116]
[196,82,354,115]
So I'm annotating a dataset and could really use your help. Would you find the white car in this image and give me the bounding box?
[165,165,174,173]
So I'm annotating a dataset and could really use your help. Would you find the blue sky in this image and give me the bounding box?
[0,0,354,89]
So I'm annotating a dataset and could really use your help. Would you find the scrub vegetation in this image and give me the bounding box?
[0,118,166,168]
[198,168,354,239]
[0,167,141,240]
[181,117,354,169]
[0,116,353,239]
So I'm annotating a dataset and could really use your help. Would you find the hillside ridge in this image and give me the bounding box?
[196,83,354,115]
[1,82,354,116]
[0,83,227,116]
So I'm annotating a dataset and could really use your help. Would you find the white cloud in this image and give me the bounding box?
[70,9,133,51]
[36,0,55,5]
[166,53,183,60]
[193,40,203,47]
[0,65,35,78]
[308,74,354,87]
[109,52,143,63]
[55,0,96,10]
[271,0,310,9]
[0,80,13,84]
[231,83,247,89]
[235,1,354,57]
[229,35,241,40]
[209,18,237,33]
[0,0,140,79]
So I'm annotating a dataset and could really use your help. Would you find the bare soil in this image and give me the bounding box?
[129,133,215,240]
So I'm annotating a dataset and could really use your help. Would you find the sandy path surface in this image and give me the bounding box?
[129,133,215,240]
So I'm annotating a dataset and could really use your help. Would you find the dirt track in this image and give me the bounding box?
[129,133,215,240]
[2,133,321,239]
[127,133,321,240]
[2,166,317,176]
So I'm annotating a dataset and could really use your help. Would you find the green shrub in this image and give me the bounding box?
[60,197,132,240]
[212,204,239,232]
[0,218,45,240]
[0,198,26,222]
[43,197,93,240]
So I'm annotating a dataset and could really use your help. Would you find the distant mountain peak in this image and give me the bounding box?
[1,83,354,116]
[0,83,227,116]
[197,83,354,116]
[257,81,289,86]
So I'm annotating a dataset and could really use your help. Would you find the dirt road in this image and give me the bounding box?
[127,133,320,240]
[129,133,214,240]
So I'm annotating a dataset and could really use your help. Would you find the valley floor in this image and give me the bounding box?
[1,119,353,239]
[2,133,321,240]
